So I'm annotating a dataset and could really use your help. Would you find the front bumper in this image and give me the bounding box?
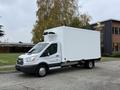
[15,64,38,74]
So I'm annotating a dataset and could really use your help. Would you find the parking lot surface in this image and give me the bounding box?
[0,59,120,90]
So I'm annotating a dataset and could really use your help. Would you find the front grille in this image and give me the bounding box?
[17,58,23,65]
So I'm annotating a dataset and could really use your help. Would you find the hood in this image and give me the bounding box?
[18,53,39,59]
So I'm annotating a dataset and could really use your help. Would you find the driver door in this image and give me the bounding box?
[40,43,61,65]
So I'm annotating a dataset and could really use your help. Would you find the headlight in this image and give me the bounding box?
[25,56,37,62]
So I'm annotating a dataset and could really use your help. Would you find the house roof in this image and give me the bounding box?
[91,19,120,25]
[0,42,34,47]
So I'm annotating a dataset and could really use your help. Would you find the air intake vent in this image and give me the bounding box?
[17,58,23,65]
[44,32,55,35]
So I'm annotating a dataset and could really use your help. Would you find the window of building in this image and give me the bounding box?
[115,44,119,51]
[112,43,120,52]
[115,27,119,34]
[112,27,120,35]
[119,28,120,34]
[112,27,115,34]
[118,43,120,51]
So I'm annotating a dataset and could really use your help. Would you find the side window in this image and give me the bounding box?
[41,43,57,57]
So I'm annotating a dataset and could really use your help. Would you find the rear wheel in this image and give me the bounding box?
[36,65,47,77]
[84,60,95,69]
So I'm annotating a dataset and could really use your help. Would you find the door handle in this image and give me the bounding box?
[56,55,59,57]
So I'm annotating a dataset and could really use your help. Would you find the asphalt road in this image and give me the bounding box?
[0,59,120,90]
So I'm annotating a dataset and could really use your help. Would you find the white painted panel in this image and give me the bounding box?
[62,27,101,61]
[44,26,101,62]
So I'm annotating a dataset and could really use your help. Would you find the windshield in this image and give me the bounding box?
[28,43,49,54]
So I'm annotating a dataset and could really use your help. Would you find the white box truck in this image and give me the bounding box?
[16,26,101,77]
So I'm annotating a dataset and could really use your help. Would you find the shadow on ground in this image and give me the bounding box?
[17,65,101,78]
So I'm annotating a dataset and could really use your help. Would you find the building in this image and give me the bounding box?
[0,42,34,53]
[91,19,120,55]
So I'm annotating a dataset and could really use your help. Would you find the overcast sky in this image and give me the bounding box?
[0,0,36,43]
[0,0,120,43]
[81,0,120,23]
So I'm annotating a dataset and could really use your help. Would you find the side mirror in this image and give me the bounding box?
[47,52,50,56]
[44,52,49,56]
[41,51,50,57]
[42,52,50,57]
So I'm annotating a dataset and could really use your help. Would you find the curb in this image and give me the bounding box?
[0,65,16,74]
[0,70,19,74]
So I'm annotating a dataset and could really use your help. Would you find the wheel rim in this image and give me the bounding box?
[89,62,93,68]
[39,67,46,76]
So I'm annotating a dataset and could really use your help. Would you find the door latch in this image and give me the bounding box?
[56,55,59,57]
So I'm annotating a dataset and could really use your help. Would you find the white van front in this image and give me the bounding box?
[16,42,62,76]
[17,43,49,66]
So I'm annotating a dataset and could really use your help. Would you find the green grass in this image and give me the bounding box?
[0,53,22,66]
[101,57,120,62]
[102,53,120,58]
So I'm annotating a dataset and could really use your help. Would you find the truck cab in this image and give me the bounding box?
[16,31,62,77]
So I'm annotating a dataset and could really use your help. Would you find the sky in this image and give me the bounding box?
[80,0,120,23]
[0,0,36,43]
[0,0,120,43]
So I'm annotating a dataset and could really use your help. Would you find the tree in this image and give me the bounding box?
[32,0,91,44]
[79,13,91,29]
[0,16,4,37]
[94,22,105,50]
[70,17,81,28]
[0,25,4,37]
[70,14,91,28]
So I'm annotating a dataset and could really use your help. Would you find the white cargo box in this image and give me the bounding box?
[45,26,101,62]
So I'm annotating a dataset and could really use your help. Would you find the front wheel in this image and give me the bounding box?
[36,65,47,77]
[84,60,95,69]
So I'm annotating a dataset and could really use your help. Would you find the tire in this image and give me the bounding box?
[84,60,95,69]
[36,65,47,77]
